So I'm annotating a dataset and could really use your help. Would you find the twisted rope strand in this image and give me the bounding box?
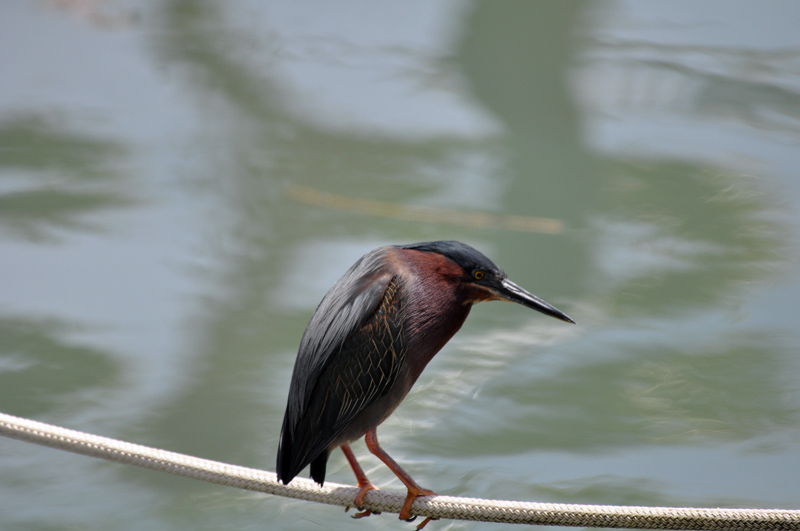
[1,412,798,529]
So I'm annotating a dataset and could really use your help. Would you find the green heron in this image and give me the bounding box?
[277,241,573,526]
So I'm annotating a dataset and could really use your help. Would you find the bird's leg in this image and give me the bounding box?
[364,428,437,528]
[341,443,378,518]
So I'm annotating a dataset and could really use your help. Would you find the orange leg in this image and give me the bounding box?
[340,442,378,518]
[364,428,437,527]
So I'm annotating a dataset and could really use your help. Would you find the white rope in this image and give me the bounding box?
[1,411,798,530]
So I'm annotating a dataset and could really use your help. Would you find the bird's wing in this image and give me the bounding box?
[277,249,407,483]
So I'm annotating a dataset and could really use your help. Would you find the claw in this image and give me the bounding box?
[416,516,437,530]
[398,487,436,522]
[353,483,378,512]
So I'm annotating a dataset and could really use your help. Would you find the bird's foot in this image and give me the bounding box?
[347,481,379,519]
[398,487,436,524]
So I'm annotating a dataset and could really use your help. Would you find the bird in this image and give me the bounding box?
[276,240,574,527]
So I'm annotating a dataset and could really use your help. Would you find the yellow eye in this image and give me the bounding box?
[473,270,485,280]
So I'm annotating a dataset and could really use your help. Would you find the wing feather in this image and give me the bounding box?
[277,248,406,484]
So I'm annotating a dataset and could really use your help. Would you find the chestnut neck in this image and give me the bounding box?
[394,249,474,380]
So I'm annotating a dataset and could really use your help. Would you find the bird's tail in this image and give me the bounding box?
[310,451,329,485]
[276,415,297,484]
[276,433,329,485]
[277,408,330,486]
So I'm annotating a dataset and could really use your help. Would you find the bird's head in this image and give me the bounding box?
[397,241,575,324]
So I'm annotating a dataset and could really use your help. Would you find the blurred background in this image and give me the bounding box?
[1,1,799,530]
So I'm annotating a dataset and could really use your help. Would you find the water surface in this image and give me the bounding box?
[1,2,799,530]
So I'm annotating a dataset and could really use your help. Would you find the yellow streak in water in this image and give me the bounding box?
[287,185,564,234]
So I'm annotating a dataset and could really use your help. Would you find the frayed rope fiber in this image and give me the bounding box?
[2,412,799,529]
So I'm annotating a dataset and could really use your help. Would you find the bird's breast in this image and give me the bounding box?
[401,279,471,382]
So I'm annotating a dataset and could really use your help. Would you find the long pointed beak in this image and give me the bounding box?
[495,278,575,324]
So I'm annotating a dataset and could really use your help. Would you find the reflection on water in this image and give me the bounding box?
[1,1,800,530]
[593,161,786,315]
[0,114,133,241]
[440,328,795,453]
[0,317,120,418]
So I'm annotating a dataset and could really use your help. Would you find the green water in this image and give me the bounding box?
[1,2,799,530]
